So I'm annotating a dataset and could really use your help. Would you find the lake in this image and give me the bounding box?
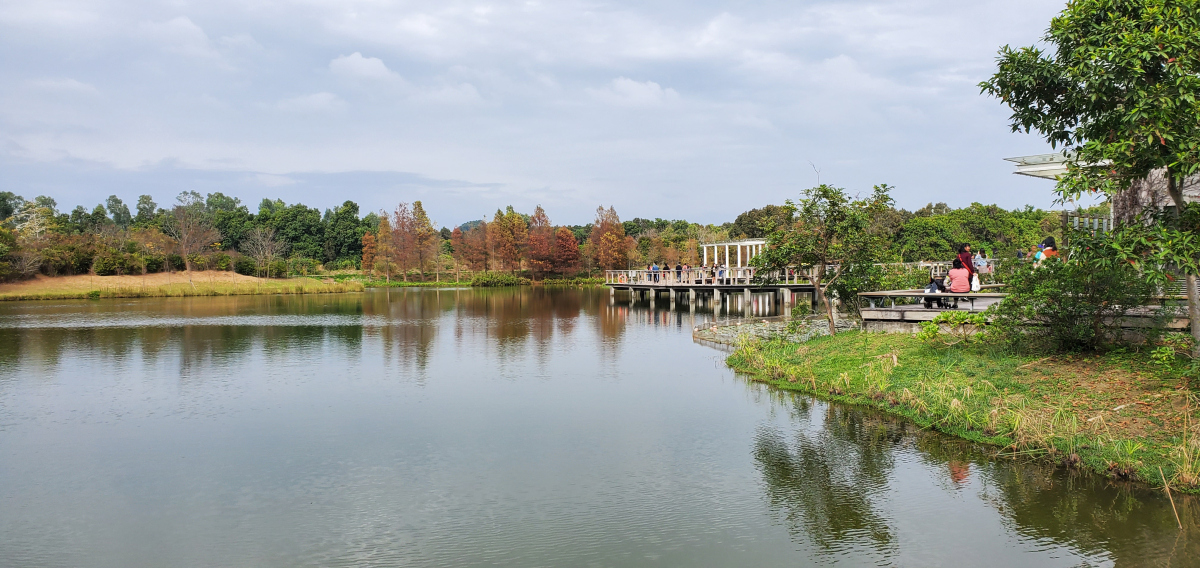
[0,287,1195,567]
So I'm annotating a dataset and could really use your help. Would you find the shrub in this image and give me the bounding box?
[143,255,164,274]
[234,257,257,276]
[267,259,287,278]
[988,231,1160,352]
[213,253,232,271]
[166,254,185,271]
[287,257,319,276]
[92,251,131,276]
[917,311,987,348]
[470,272,531,287]
[187,253,209,271]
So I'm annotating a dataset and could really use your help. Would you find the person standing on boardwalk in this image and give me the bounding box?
[973,250,989,283]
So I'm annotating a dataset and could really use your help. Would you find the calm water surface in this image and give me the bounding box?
[0,287,1196,567]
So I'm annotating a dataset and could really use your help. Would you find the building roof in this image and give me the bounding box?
[701,239,768,247]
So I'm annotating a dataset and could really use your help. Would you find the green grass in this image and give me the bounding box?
[726,330,1200,492]
[0,279,365,301]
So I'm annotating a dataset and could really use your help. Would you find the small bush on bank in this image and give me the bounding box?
[988,231,1161,352]
[234,257,257,276]
[471,272,531,287]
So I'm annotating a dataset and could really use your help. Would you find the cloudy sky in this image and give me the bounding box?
[0,0,1071,227]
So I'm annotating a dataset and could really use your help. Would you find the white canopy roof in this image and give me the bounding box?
[1004,153,1069,179]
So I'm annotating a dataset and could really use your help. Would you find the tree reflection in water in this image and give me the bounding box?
[754,388,1199,566]
[752,397,901,560]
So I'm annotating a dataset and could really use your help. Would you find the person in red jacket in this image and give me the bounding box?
[956,244,975,279]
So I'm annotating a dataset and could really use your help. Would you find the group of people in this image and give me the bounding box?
[1018,237,1059,265]
[646,262,741,285]
[647,262,686,283]
[923,238,1058,309]
[924,244,991,309]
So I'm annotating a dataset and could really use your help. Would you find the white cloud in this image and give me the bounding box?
[276,92,345,113]
[0,0,1072,222]
[138,16,220,60]
[330,52,400,81]
[588,78,679,107]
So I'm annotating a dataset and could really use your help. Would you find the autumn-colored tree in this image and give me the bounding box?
[527,205,553,279]
[487,206,528,272]
[241,226,287,279]
[551,226,581,275]
[361,231,376,274]
[460,221,489,270]
[589,205,627,270]
[411,201,438,278]
[391,202,415,281]
[163,193,220,288]
[375,213,395,281]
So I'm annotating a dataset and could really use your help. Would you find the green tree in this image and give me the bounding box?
[752,184,893,335]
[325,200,365,263]
[134,195,158,227]
[0,192,26,227]
[730,205,794,239]
[205,192,252,251]
[981,0,1200,353]
[258,201,324,260]
[105,196,132,229]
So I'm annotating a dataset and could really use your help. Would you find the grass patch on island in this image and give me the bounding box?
[0,273,364,301]
[727,330,1200,492]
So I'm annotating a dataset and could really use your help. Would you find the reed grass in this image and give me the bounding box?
[725,330,1200,492]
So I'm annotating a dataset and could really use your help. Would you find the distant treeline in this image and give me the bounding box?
[0,189,1102,282]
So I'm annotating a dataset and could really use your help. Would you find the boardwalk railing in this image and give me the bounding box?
[605,267,823,286]
[606,261,968,287]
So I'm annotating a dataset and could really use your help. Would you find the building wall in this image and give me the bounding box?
[1113,168,1200,224]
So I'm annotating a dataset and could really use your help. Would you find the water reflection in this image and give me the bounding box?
[753,405,900,560]
[752,390,1199,566]
[0,288,1195,567]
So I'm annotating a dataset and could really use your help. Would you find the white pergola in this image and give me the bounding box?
[701,239,766,267]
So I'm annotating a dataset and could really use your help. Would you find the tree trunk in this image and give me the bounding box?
[813,265,836,336]
[1189,274,1200,358]
[184,258,195,289]
[1167,172,1200,357]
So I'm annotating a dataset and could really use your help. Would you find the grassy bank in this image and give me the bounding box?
[0,273,364,301]
[726,330,1200,492]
